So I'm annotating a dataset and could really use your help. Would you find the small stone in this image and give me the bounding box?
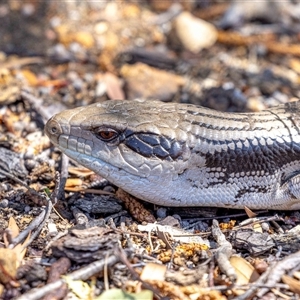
[21,3,35,16]
[261,222,270,232]
[24,206,31,213]
[24,159,37,171]
[156,207,167,219]
[103,186,116,193]
[95,80,107,97]
[120,63,184,101]
[0,199,9,208]
[25,264,47,285]
[175,11,217,53]
[48,221,58,237]
[172,214,182,223]
[186,261,194,269]
[247,97,266,112]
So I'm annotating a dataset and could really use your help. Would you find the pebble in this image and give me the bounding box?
[24,159,38,171]
[0,199,9,208]
[272,91,289,103]
[175,11,217,53]
[22,3,35,16]
[24,206,32,213]
[156,207,167,219]
[47,44,72,62]
[48,221,58,236]
[172,214,182,223]
[95,80,107,97]
[186,261,194,269]
[120,63,184,101]
[26,132,42,142]
[72,78,84,92]
[261,222,270,232]
[193,221,209,232]
[103,185,116,193]
[50,16,61,28]
[24,147,35,159]
[247,97,266,112]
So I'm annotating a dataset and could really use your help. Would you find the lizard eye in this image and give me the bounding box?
[95,128,119,142]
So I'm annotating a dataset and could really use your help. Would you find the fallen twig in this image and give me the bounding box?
[212,219,236,282]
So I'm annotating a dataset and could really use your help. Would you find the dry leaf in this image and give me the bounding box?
[282,275,300,295]
[230,256,260,295]
[230,256,260,284]
[38,79,68,88]
[0,283,4,297]
[19,69,39,85]
[3,217,19,247]
[65,178,84,188]
[140,263,166,282]
[68,167,94,177]
[0,220,30,284]
[289,59,300,74]
[8,217,20,238]
[244,206,257,218]
[97,289,153,300]
[0,249,18,284]
[13,230,31,265]
[293,271,300,280]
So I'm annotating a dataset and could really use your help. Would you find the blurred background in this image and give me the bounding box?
[1,0,300,113]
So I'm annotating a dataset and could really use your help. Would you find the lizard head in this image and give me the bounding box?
[45,100,192,203]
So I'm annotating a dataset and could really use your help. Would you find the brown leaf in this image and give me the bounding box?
[244,206,257,218]
[0,283,4,298]
[18,69,39,85]
[0,249,18,283]
[13,231,31,265]
[289,58,300,75]
[68,167,94,177]
[230,256,260,295]
[293,271,300,280]
[65,178,84,188]
[282,275,300,295]
[230,256,260,284]
[8,217,19,238]
[3,217,20,247]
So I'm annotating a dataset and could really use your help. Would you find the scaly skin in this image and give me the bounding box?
[45,99,300,210]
